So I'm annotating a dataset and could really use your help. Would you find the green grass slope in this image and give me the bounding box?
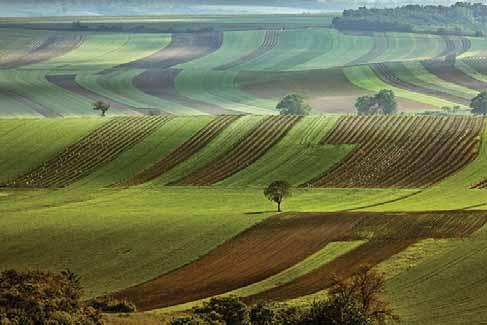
[0,118,105,183]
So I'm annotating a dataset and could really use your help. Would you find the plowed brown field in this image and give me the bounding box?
[114,210,487,311]
[173,115,301,186]
[116,115,240,187]
[309,115,483,188]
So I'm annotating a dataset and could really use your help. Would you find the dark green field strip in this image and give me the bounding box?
[116,115,240,187]
[0,34,84,69]
[3,116,168,188]
[371,63,470,106]
[214,30,281,71]
[108,32,223,71]
[46,74,141,116]
[173,115,302,186]
[421,61,487,92]
[133,69,238,115]
[0,88,61,117]
[309,115,483,188]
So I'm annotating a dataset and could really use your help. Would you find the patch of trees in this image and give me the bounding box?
[276,94,312,115]
[333,2,487,35]
[471,91,487,115]
[0,269,135,324]
[170,266,398,325]
[355,90,397,115]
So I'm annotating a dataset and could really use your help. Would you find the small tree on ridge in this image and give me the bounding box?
[276,94,312,115]
[92,100,111,117]
[264,180,291,212]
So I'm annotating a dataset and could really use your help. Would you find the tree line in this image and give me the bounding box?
[333,2,487,36]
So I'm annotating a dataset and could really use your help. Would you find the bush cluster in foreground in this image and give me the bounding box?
[171,266,398,325]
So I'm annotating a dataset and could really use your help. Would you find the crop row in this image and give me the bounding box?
[117,116,240,187]
[215,30,281,71]
[114,210,487,310]
[173,115,301,186]
[4,116,168,188]
[310,115,483,188]
[422,60,487,92]
[371,62,470,105]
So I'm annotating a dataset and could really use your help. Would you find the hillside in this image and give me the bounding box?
[2,116,487,323]
[2,19,487,117]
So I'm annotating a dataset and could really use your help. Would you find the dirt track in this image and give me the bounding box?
[133,69,238,114]
[114,210,487,311]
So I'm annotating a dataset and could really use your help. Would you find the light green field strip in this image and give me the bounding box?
[177,30,266,70]
[155,115,267,185]
[456,60,487,83]
[74,116,215,187]
[0,70,94,115]
[377,33,445,63]
[0,29,43,62]
[292,30,374,71]
[175,69,277,114]
[387,226,487,324]
[159,240,366,313]
[24,33,171,72]
[77,69,204,115]
[459,37,487,58]
[372,120,487,212]
[396,61,477,99]
[0,92,42,117]
[219,115,354,187]
[344,65,456,108]
[0,118,105,183]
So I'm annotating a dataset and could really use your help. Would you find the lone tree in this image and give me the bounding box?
[264,180,291,212]
[92,100,111,117]
[276,94,312,115]
[356,89,397,115]
[471,91,487,115]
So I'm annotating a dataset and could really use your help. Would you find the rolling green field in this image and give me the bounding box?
[4,13,487,325]
[2,115,487,324]
[2,15,487,116]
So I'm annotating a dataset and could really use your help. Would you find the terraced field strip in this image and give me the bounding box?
[4,116,168,188]
[173,115,302,186]
[219,116,355,187]
[115,210,487,310]
[215,30,281,71]
[0,34,84,68]
[117,116,240,187]
[0,88,60,117]
[422,61,487,92]
[78,69,202,115]
[371,63,470,106]
[347,32,388,66]
[309,115,483,188]
[344,65,455,109]
[133,69,237,114]
[114,32,223,71]
[46,74,140,115]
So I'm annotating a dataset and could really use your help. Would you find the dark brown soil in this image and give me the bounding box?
[422,61,487,92]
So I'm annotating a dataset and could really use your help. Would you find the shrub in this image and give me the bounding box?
[195,297,250,325]
[0,269,102,325]
[89,297,136,313]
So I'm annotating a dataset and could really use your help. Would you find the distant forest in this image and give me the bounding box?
[333,2,487,36]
